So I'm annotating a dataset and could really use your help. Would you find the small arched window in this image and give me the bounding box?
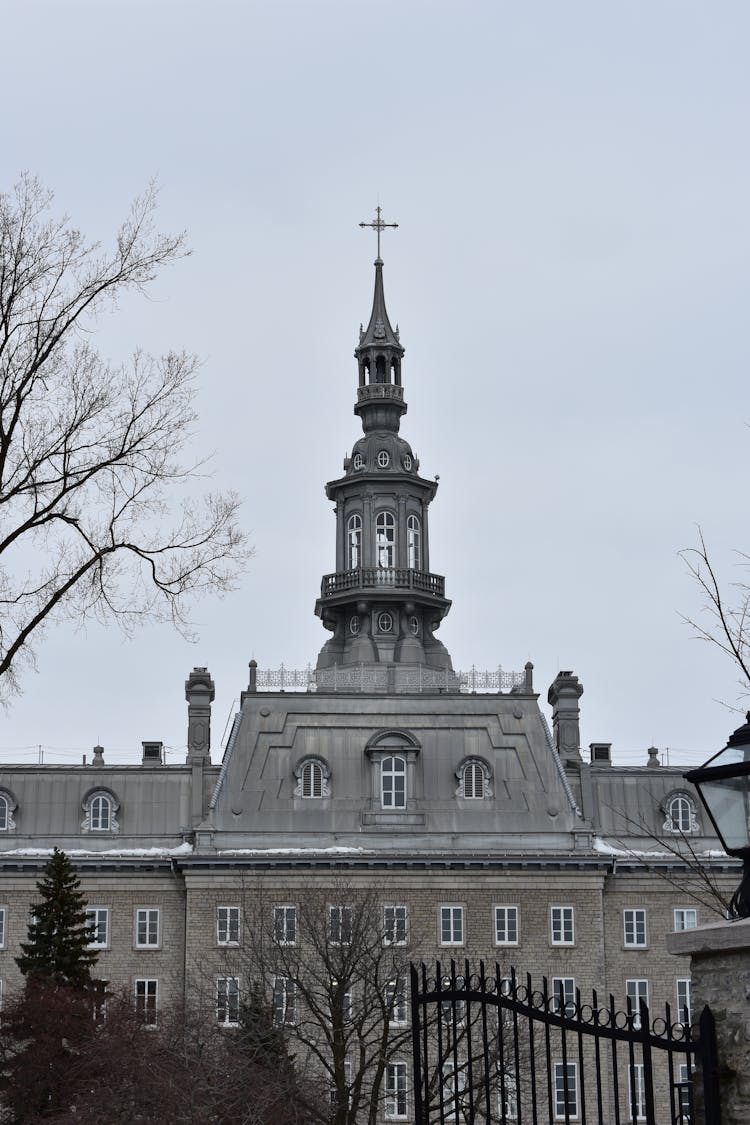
[0,794,9,831]
[455,758,493,801]
[407,515,421,570]
[294,757,330,799]
[347,514,362,569]
[90,794,112,831]
[381,756,406,809]
[664,794,698,835]
[376,512,395,568]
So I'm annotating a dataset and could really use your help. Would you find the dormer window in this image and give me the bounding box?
[663,793,699,835]
[294,757,331,799]
[381,756,407,809]
[456,758,493,800]
[81,789,120,833]
[0,790,17,831]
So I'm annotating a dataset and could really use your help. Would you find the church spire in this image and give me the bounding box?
[354,209,406,433]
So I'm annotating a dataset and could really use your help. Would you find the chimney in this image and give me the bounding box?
[590,742,612,766]
[548,671,584,768]
[185,666,215,764]
[142,741,164,765]
[92,744,105,767]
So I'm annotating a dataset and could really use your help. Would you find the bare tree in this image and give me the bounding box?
[0,175,247,698]
[680,527,750,702]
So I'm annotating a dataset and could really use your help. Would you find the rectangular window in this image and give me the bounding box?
[494,905,519,945]
[0,907,5,948]
[385,1061,408,1119]
[677,1063,692,1121]
[134,978,158,1027]
[330,1060,352,1111]
[674,907,698,932]
[273,977,296,1026]
[135,908,160,948]
[552,977,576,1018]
[274,905,297,945]
[498,1066,518,1120]
[383,904,408,945]
[440,905,464,946]
[629,1064,646,1120]
[216,976,240,1026]
[86,907,109,949]
[623,908,648,947]
[216,905,240,946]
[626,979,649,1028]
[386,977,408,1026]
[331,978,353,1025]
[329,905,352,945]
[443,1062,468,1118]
[554,1062,578,1119]
[550,906,575,945]
[676,978,692,1023]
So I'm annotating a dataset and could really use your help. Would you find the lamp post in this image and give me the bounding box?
[685,712,750,919]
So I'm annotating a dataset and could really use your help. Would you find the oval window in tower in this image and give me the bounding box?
[377,450,390,468]
[349,615,360,635]
[403,454,412,471]
[378,611,394,633]
[353,452,364,470]
[408,616,420,635]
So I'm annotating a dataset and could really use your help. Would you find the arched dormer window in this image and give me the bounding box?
[663,792,699,835]
[455,758,493,800]
[81,789,120,833]
[0,790,17,831]
[407,515,421,570]
[365,730,421,815]
[347,514,362,569]
[293,757,331,799]
[376,511,395,568]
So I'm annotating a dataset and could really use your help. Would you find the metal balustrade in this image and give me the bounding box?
[249,664,528,694]
[320,567,446,598]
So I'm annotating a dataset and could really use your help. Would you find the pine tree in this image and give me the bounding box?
[15,847,99,988]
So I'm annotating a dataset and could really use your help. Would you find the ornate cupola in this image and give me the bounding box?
[315,209,454,691]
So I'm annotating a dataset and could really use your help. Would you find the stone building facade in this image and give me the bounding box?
[0,241,736,1118]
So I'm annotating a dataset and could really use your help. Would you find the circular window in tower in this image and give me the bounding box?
[403,454,412,471]
[377,611,393,633]
[353,453,364,470]
[349,615,360,635]
[377,450,390,468]
[408,615,419,635]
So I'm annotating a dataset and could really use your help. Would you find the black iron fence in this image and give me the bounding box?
[411,961,720,1125]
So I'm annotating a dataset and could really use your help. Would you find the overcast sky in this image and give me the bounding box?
[2,0,749,767]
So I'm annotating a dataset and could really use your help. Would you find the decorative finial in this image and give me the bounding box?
[359,205,398,259]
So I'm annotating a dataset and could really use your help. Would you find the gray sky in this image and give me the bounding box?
[2,0,749,767]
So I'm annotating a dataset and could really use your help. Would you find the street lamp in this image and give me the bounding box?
[685,712,750,919]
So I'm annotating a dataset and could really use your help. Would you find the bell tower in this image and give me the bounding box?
[315,209,453,688]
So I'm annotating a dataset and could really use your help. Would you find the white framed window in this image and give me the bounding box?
[550,905,575,945]
[498,1066,518,1120]
[624,908,648,948]
[0,793,14,831]
[381,755,406,809]
[377,449,391,468]
[674,907,697,932]
[332,978,353,1024]
[383,904,408,945]
[375,511,395,567]
[552,977,576,1018]
[629,1064,646,1120]
[0,907,5,948]
[377,610,394,633]
[216,976,240,1026]
[386,977,408,1026]
[134,978,158,1027]
[626,979,649,1028]
[676,979,692,1023]
[81,789,119,833]
[216,905,240,946]
[461,761,485,799]
[329,905,353,945]
[385,1061,408,1119]
[86,907,109,949]
[407,514,421,570]
[494,905,519,945]
[347,513,362,569]
[273,976,296,1026]
[677,1063,692,1121]
[554,1062,578,1119]
[443,1061,468,1119]
[274,905,297,945]
[403,454,412,471]
[295,757,330,799]
[352,452,364,470]
[440,905,464,946]
[135,908,160,948]
[664,793,699,834]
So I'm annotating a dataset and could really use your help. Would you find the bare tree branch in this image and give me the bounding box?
[0,176,250,699]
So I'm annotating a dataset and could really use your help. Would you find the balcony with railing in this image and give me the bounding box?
[356,383,404,404]
[320,567,445,599]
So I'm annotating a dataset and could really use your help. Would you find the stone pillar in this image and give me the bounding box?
[547,671,584,767]
[667,916,750,1125]
[185,667,215,763]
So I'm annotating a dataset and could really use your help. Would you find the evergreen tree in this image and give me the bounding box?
[16,847,98,987]
[235,982,290,1070]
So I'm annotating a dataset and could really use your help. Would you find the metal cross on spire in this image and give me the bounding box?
[359,205,398,259]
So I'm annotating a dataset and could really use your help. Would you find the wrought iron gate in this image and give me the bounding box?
[411,962,720,1125]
